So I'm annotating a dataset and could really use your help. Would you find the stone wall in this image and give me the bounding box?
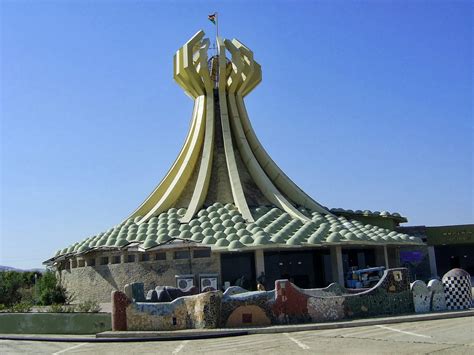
[60,251,221,303]
[112,268,415,331]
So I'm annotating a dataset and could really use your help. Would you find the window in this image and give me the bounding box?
[87,258,96,266]
[127,254,136,263]
[141,254,150,262]
[112,255,121,264]
[100,257,109,265]
[78,260,85,267]
[155,252,166,261]
[174,250,190,260]
[193,249,211,258]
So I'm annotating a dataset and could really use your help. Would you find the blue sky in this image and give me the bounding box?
[1,0,472,269]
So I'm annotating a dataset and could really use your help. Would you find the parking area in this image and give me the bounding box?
[0,316,473,354]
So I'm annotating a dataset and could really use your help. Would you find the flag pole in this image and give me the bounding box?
[216,12,219,38]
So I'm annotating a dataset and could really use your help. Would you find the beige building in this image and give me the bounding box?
[44,31,424,303]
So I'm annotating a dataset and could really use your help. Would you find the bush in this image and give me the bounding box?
[48,303,76,313]
[0,272,24,306]
[76,300,101,313]
[18,287,35,304]
[37,272,68,305]
[9,302,32,313]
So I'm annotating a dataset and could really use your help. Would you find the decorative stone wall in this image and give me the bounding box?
[428,279,446,311]
[411,280,431,313]
[60,251,220,303]
[112,268,416,331]
[113,288,222,331]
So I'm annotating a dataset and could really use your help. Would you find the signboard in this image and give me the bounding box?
[400,251,424,263]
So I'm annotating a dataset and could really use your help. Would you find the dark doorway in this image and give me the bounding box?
[221,252,256,290]
[264,249,330,290]
[450,256,461,269]
[434,245,474,276]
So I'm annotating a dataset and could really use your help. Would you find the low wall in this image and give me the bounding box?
[0,313,111,334]
[112,268,415,330]
[60,253,220,303]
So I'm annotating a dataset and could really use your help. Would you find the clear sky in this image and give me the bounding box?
[1,0,472,269]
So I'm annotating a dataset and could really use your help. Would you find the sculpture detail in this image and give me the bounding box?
[129,30,329,224]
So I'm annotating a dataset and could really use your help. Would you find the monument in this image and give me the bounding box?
[44,31,424,303]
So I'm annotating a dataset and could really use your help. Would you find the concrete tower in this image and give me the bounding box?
[129,30,329,226]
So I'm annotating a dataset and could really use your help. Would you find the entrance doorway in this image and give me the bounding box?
[221,252,256,290]
[263,249,331,289]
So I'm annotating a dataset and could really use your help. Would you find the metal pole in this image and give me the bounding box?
[216,12,219,38]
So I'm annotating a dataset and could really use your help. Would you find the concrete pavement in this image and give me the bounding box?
[1,317,473,354]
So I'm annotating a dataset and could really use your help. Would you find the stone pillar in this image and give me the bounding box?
[384,245,389,268]
[330,246,344,285]
[427,246,438,278]
[120,253,127,264]
[255,249,265,280]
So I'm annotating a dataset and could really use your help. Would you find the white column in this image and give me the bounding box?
[255,249,265,280]
[427,246,438,278]
[330,246,344,285]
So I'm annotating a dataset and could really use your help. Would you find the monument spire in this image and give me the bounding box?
[128,30,330,225]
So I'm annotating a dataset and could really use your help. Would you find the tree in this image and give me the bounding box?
[37,271,68,305]
[0,271,24,306]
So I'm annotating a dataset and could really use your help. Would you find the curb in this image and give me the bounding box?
[245,309,474,335]
[1,309,472,343]
[0,331,249,343]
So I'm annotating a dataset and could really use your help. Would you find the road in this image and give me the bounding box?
[1,316,473,354]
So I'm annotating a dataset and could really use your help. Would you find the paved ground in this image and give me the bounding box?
[1,317,473,354]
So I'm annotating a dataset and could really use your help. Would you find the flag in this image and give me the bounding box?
[208,13,216,25]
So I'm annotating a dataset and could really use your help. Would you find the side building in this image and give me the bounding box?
[398,224,474,279]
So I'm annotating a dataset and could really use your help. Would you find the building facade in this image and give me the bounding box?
[45,31,425,303]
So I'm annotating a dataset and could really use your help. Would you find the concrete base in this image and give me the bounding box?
[0,313,111,335]
[96,309,474,338]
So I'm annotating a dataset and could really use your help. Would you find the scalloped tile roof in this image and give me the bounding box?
[329,207,407,222]
[50,203,423,260]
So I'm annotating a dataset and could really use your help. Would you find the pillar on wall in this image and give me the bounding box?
[427,246,438,278]
[254,249,265,282]
[387,247,400,268]
[383,245,389,268]
[375,247,385,267]
[330,246,344,286]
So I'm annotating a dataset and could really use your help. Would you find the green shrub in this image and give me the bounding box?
[18,287,36,304]
[76,300,101,313]
[0,304,7,312]
[37,272,68,305]
[48,303,76,313]
[9,302,32,313]
[0,271,24,306]
[0,271,42,306]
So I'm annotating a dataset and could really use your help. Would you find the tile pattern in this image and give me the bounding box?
[112,268,418,331]
[51,203,423,261]
[443,276,472,310]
